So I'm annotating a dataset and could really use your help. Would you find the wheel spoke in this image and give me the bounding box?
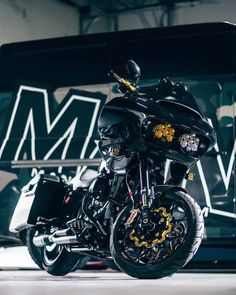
[169,203,177,212]
[175,216,187,222]
[133,248,150,263]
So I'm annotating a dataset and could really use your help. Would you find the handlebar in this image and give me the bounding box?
[109,70,139,95]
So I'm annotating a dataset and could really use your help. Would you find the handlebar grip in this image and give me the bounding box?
[121,79,137,93]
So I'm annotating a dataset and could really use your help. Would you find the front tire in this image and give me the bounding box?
[110,191,204,279]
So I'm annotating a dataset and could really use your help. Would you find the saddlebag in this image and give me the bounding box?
[9,174,66,233]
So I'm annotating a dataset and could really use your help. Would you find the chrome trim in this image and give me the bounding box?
[0,158,101,168]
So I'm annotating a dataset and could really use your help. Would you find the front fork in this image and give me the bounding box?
[138,158,154,225]
[139,161,149,208]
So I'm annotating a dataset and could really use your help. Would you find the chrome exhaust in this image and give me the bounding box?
[33,234,52,247]
[51,235,79,245]
[33,233,79,247]
[69,247,91,253]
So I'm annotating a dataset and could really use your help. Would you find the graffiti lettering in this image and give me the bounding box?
[0,86,106,172]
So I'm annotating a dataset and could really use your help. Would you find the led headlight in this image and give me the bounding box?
[153,123,175,142]
[179,133,199,153]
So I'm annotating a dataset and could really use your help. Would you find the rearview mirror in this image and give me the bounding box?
[126,60,141,85]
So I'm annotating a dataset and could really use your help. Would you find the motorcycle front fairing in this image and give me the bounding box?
[98,93,216,168]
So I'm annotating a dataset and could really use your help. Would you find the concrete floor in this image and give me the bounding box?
[0,271,235,295]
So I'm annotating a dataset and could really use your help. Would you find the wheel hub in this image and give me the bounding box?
[129,207,173,248]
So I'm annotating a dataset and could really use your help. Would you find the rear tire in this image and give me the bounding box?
[26,228,83,276]
[42,244,81,276]
[25,228,43,269]
[110,191,204,279]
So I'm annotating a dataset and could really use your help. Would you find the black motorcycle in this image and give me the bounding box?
[10,60,216,279]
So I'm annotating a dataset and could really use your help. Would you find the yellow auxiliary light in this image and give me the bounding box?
[185,172,195,181]
[153,123,175,142]
[112,146,121,156]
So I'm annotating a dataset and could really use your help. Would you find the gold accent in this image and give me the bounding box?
[166,135,173,142]
[153,123,175,142]
[129,230,149,248]
[154,207,170,217]
[121,78,137,92]
[156,130,163,138]
[186,172,195,181]
[112,146,121,156]
[129,207,173,248]
[142,191,148,207]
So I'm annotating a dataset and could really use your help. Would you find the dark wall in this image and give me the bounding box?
[0,22,236,92]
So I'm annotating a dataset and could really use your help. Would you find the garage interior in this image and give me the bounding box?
[0,1,235,294]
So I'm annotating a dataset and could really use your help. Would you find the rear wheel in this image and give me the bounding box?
[26,228,83,276]
[25,228,43,269]
[42,243,80,276]
[110,191,204,279]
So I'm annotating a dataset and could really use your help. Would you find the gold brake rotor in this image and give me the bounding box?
[129,207,173,248]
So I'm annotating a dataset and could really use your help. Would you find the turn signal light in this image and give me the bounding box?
[185,172,195,181]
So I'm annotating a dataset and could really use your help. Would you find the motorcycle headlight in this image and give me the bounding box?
[179,133,199,153]
[153,123,175,143]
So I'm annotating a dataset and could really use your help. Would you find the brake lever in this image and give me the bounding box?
[109,70,138,94]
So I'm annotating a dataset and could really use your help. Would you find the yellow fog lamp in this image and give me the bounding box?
[153,123,175,142]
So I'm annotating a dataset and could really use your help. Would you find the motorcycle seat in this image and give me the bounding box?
[70,169,98,190]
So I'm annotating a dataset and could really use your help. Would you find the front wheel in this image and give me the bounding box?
[110,191,204,279]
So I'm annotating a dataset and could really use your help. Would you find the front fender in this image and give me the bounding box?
[153,184,187,196]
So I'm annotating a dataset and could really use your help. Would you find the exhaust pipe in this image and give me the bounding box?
[33,234,52,247]
[33,233,79,247]
[69,247,91,253]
